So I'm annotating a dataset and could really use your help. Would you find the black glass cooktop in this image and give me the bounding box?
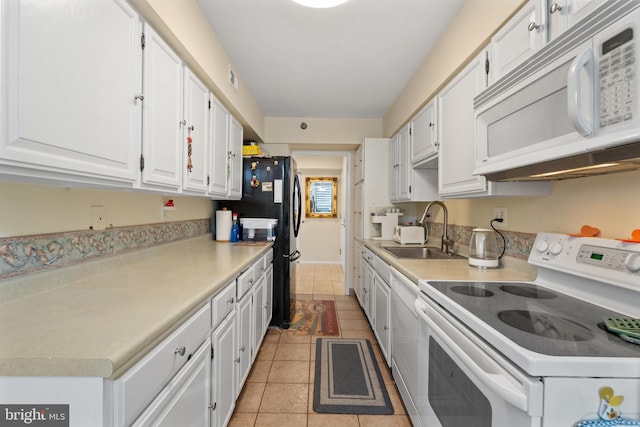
[424,281,640,358]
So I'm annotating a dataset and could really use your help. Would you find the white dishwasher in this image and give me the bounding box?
[390,267,422,427]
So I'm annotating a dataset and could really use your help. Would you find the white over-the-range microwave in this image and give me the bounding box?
[474,1,640,181]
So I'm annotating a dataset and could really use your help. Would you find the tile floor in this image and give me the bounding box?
[228,263,412,427]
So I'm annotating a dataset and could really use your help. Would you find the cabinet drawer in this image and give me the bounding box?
[211,280,236,329]
[114,303,211,427]
[373,254,391,285]
[237,265,255,300]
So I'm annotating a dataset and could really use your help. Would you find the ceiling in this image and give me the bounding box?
[196,0,465,119]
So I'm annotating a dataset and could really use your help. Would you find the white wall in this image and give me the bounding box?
[0,182,212,237]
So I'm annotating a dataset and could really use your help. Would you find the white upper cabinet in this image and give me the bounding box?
[390,124,439,203]
[140,24,183,191]
[2,0,141,186]
[490,0,607,83]
[208,95,230,198]
[490,0,545,83]
[438,52,489,197]
[411,99,438,167]
[227,115,243,200]
[182,68,209,195]
[440,50,551,198]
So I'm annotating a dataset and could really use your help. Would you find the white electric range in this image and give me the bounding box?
[415,232,640,427]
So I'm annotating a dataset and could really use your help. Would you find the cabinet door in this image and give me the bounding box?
[353,144,364,183]
[132,341,210,427]
[490,0,546,83]
[235,293,253,397]
[211,313,236,427]
[252,274,266,361]
[411,100,438,166]
[3,0,141,186]
[438,51,488,197]
[182,68,209,194]
[361,260,374,324]
[264,264,274,328]
[353,182,363,241]
[374,274,391,366]
[208,95,230,197]
[388,135,399,202]
[352,242,363,304]
[565,0,606,29]
[397,125,411,201]
[227,115,243,199]
[141,25,183,191]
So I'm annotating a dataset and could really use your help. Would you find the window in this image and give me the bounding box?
[305,177,338,218]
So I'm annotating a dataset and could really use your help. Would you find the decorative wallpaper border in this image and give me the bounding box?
[0,219,211,281]
[426,223,536,259]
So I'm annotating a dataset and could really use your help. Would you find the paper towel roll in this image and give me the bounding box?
[216,210,233,242]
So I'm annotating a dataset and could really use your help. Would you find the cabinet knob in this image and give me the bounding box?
[227,297,235,304]
[527,21,540,32]
[549,3,563,13]
[174,346,186,356]
[429,122,434,127]
[384,325,388,330]
[241,345,246,352]
[180,119,187,126]
[235,357,241,363]
[134,94,144,102]
[209,403,217,411]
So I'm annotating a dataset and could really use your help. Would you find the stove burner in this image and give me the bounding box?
[498,310,595,341]
[500,284,557,299]
[451,285,494,297]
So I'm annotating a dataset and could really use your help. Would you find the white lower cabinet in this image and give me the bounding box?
[235,289,253,397]
[211,311,236,427]
[132,339,211,427]
[252,274,266,362]
[360,253,374,323]
[112,250,273,427]
[114,303,211,426]
[373,271,391,366]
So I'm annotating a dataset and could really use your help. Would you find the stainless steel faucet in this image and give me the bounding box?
[418,201,454,254]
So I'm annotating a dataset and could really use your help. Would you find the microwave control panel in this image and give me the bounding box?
[598,27,636,128]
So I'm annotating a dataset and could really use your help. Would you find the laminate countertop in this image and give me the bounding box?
[0,235,272,379]
[363,239,537,285]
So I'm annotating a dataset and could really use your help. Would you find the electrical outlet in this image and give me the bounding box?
[91,206,106,231]
[493,207,507,227]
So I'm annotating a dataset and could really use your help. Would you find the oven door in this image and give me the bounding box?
[414,295,543,427]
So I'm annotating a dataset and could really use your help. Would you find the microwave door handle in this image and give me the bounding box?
[414,298,529,412]
[567,48,594,137]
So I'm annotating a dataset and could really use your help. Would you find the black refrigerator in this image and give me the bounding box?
[216,156,301,329]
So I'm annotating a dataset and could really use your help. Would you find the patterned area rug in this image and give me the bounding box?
[313,338,393,414]
[289,300,340,336]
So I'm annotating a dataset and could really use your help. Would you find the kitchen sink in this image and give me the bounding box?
[382,246,465,260]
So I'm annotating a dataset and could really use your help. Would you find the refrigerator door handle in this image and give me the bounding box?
[284,250,301,262]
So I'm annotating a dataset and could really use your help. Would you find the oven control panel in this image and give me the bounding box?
[529,233,640,281]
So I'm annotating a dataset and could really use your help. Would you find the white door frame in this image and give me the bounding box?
[291,150,353,295]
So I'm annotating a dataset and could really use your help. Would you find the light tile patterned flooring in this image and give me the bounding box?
[228,263,412,427]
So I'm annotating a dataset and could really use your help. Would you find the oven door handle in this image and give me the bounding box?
[415,298,530,412]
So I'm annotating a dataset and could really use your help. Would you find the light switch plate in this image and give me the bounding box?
[91,206,106,231]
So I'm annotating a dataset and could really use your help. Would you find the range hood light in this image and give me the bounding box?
[292,0,350,8]
[528,163,621,178]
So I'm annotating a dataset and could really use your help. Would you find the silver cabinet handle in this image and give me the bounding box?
[527,21,539,31]
[180,119,187,126]
[384,325,388,330]
[209,403,217,411]
[134,94,144,102]
[240,346,246,352]
[227,297,235,304]
[235,357,240,363]
[174,346,186,356]
[549,3,562,13]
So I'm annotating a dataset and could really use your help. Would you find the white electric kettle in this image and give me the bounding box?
[468,228,499,268]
